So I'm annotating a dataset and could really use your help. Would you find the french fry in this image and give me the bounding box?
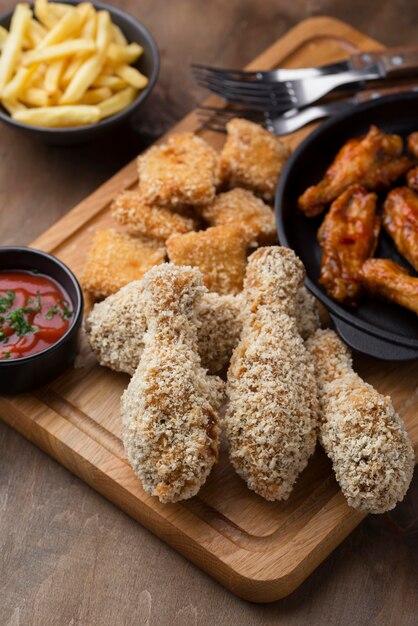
[60,11,111,103]
[20,86,50,107]
[44,58,64,94]
[97,86,137,119]
[22,39,96,66]
[81,13,97,40]
[115,64,148,89]
[27,19,48,47]
[34,0,59,29]
[1,98,27,115]
[28,62,47,87]
[37,9,84,49]
[79,86,112,104]
[0,25,9,50]
[61,54,84,85]
[48,2,75,18]
[0,4,32,95]
[92,74,127,91]
[13,104,101,127]
[2,65,36,99]
[106,42,143,65]
[111,23,127,46]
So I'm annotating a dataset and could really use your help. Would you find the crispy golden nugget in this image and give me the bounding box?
[220,118,290,202]
[407,131,418,159]
[383,187,418,271]
[360,258,418,316]
[137,133,220,208]
[81,229,166,300]
[111,189,197,241]
[167,224,251,295]
[318,185,380,306]
[199,188,277,245]
[299,126,412,217]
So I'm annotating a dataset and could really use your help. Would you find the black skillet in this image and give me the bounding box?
[276,92,418,360]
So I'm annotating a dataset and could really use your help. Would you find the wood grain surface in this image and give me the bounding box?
[1,1,418,624]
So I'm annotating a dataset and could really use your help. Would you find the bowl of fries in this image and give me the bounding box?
[0,0,159,143]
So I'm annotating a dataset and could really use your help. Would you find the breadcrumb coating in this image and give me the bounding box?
[295,286,321,340]
[81,229,166,300]
[137,133,220,208]
[199,188,277,246]
[220,118,291,202]
[85,278,243,375]
[167,224,251,295]
[111,189,197,241]
[225,247,319,501]
[306,329,414,513]
[121,265,224,503]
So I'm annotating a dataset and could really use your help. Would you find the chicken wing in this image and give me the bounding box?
[85,279,243,375]
[318,185,380,306]
[299,125,411,217]
[121,265,225,503]
[306,328,414,513]
[225,247,319,501]
[406,166,418,193]
[360,258,418,316]
[383,187,418,271]
[407,131,418,159]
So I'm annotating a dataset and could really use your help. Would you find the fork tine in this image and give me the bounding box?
[196,77,293,101]
[197,105,265,121]
[196,82,293,111]
[194,72,291,95]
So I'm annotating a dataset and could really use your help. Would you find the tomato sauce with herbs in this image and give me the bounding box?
[0,271,74,360]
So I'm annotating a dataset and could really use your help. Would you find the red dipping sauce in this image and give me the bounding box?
[0,271,74,361]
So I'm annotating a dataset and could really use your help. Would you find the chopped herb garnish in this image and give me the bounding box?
[3,351,10,359]
[0,290,15,313]
[0,331,8,343]
[22,291,42,313]
[7,309,37,337]
[46,299,73,320]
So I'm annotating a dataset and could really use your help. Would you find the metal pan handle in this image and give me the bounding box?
[329,314,418,361]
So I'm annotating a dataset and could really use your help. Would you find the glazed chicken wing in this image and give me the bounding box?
[406,166,418,193]
[318,185,380,306]
[407,131,418,159]
[383,187,418,271]
[360,258,418,316]
[299,125,411,217]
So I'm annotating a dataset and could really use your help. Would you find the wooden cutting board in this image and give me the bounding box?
[1,17,417,603]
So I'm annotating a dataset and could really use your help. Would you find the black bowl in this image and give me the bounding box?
[276,92,418,361]
[0,247,83,393]
[0,1,159,144]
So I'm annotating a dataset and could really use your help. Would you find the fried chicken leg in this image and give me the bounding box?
[383,187,418,271]
[360,258,418,316]
[299,125,411,217]
[121,265,225,503]
[225,247,319,501]
[306,329,414,513]
[318,184,380,306]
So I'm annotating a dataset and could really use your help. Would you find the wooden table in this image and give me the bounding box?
[1,1,417,624]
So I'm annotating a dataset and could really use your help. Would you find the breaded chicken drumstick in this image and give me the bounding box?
[121,265,225,503]
[306,329,414,513]
[85,279,243,375]
[225,247,319,501]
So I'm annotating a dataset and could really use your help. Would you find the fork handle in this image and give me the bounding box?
[351,46,418,77]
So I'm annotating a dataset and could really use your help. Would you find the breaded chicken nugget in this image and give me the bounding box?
[137,133,220,208]
[85,279,243,375]
[81,229,166,300]
[220,118,290,202]
[306,328,414,513]
[121,265,224,503]
[167,224,251,295]
[111,189,197,241]
[225,247,319,501]
[199,188,277,246]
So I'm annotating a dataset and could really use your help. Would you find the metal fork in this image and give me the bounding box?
[193,48,418,111]
[197,85,418,136]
